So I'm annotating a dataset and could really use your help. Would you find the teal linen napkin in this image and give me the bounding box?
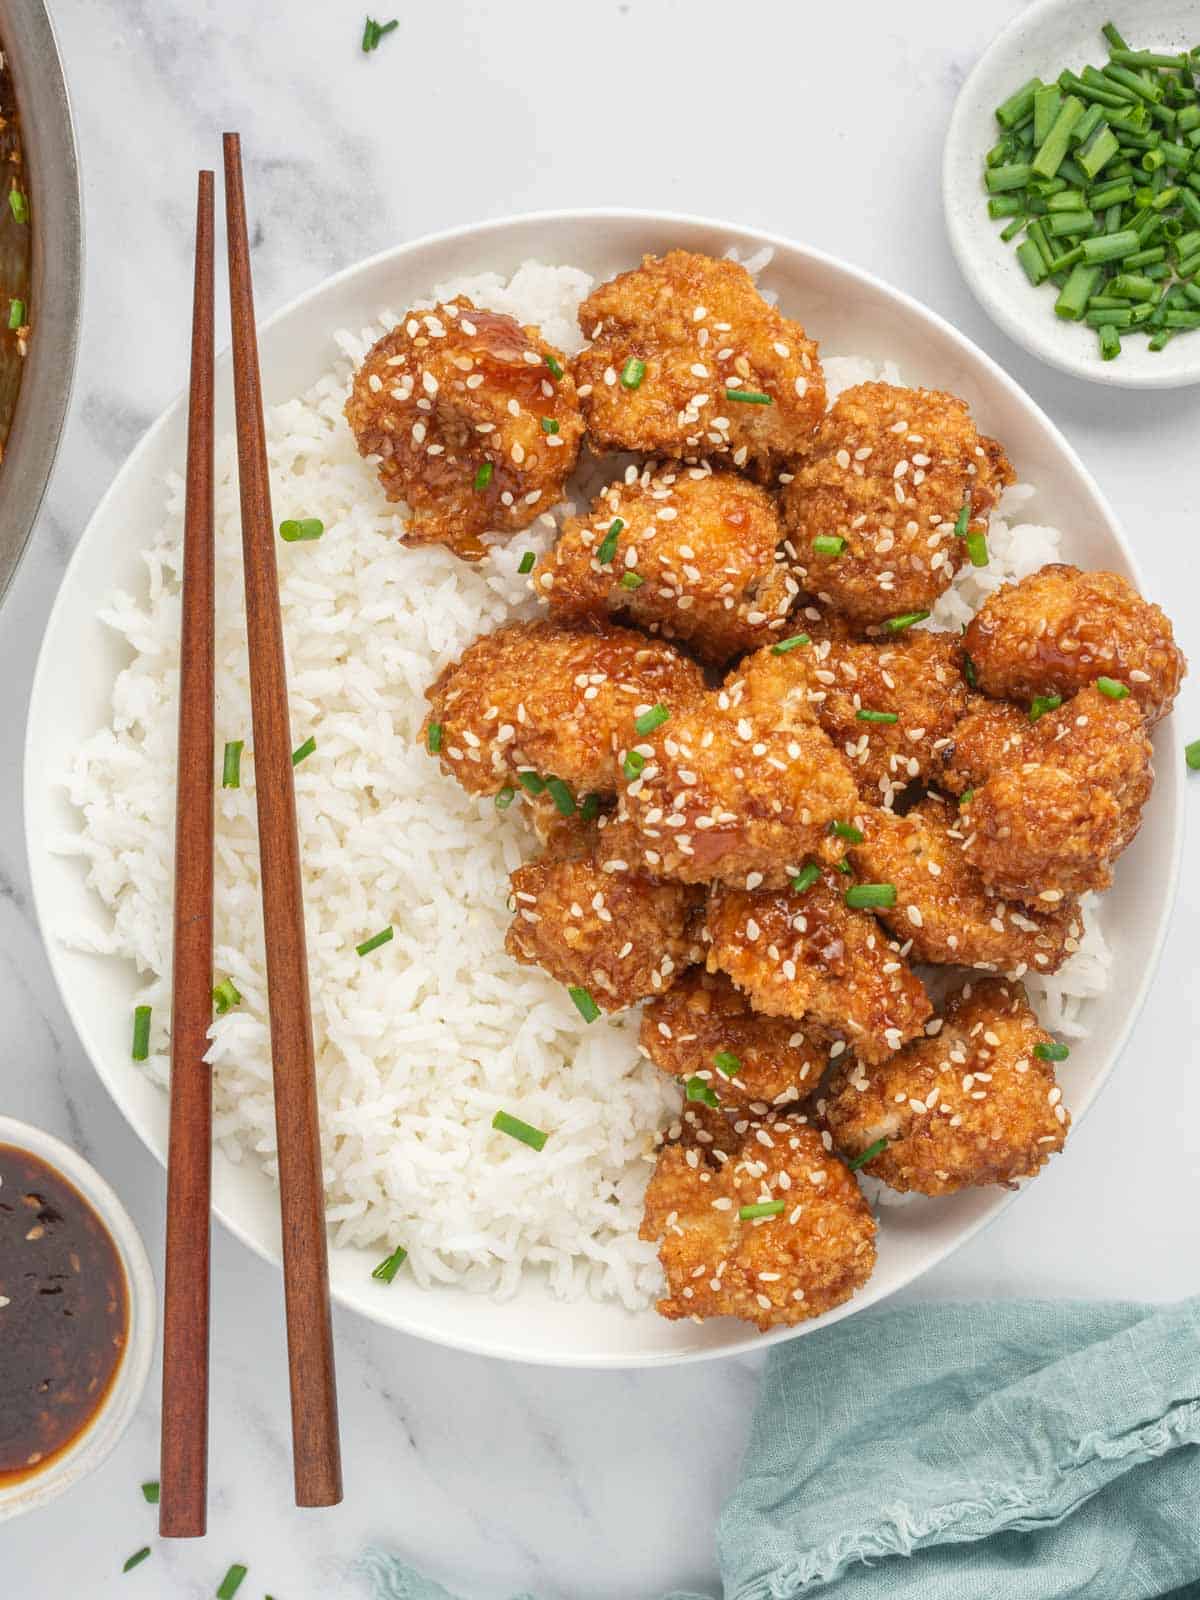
[361,1297,1200,1600]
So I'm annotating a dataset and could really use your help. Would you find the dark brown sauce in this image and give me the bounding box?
[0,1145,128,1485]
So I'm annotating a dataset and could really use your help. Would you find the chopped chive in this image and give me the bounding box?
[579,792,601,822]
[545,353,564,379]
[963,652,978,689]
[278,517,324,542]
[1185,738,1200,769]
[1096,676,1129,699]
[1101,21,1129,52]
[996,77,1044,130]
[812,534,845,556]
[540,416,559,434]
[8,189,28,224]
[361,16,398,51]
[516,770,546,794]
[292,735,317,766]
[221,740,244,788]
[844,883,896,909]
[7,297,24,330]
[493,1110,549,1151]
[141,1481,160,1504]
[212,977,242,1016]
[856,708,898,724]
[426,721,443,754]
[685,1075,719,1108]
[371,1244,407,1282]
[216,1564,248,1599]
[771,632,811,655]
[495,785,516,810]
[835,858,853,876]
[473,461,494,491]
[738,1200,786,1220]
[123,1548,151,1574]
[623,749,646,780]
[356,926,394,957]
[882,610,930,633]
[725,388,772,404]
[596,518,623,564]
[829,820,864,844]
[568,985,600,1023]
[790,862,821,895]
[620,357,646,389]
[1080,228,1142,262]
[518,551,536,574]
[954,494,972,537]
[634,703,670,735]
[964,530,990,568]
[960,788,976,806]
[132,1006,152,1062]
[545,776,575,816]
[1029,693,1063,721]
[1034,1040,1070,1061]
[619,571,645,590]
[713,1051,742,1078]
[847,1137,888,1172]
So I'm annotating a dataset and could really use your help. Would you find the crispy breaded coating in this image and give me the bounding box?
[573,251,825,474]
[616,690,861,888]
[505,851,703,1011]
[963,565,1186,725]
[730,628,970,806]
[640,969,828,1108]
[423,619,705,798]
[848,795,1083,975]
[704,874,932,1065]
[963,686,1154,902]
[822,977,1068,1195]
[640,1114,876,1330]
[937,695,1032,797]
[534,462,798,664]
[345,297,584,559]
[779,382,1014,627]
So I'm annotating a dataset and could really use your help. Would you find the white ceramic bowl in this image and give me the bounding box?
[944,0,1200,388]
[0,1117,155,1521]
[24,210,1183,1367]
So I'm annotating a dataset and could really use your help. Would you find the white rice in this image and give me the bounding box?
[56,256,1110,1294]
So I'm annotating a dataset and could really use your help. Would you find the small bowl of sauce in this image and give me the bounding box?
[0,1118,154,1521]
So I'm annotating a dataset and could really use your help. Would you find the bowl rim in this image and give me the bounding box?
[23,206,1185,1366]
[0,1116,156,1519]
[942,0,1200,390]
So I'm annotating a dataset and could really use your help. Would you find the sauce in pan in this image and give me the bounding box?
[0,1145,128,1485]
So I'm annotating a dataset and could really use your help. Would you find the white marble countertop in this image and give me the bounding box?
[4,1,1198,1594]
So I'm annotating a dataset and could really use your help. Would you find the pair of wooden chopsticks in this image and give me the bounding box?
[159,136,342,1538]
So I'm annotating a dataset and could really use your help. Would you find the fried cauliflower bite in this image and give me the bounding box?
[704,874,932,1065]
[344,297,584,560]
[533,463,798,664]
[963,686,1154,902]
[423,619,706,798]
[616,691,861,888]
[848,795,1084,975]
[779,383,1014,627]
[963,565,1186,725]
[573,251,825,474]
[822,977,1068,1195]
[730,628,970,806]
[640,1114,876,1329]
[505,851,704,1011]
[937,695,1032,797]
[640,969,829,1109]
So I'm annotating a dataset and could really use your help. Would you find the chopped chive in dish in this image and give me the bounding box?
[361,16,398,52]
[829,820,865,844]
[516,770,545,794]
[122,1548,151,1575]
[473,461,493,491]
[1187,738,1200,770]
[540,416,559,434]
[1096,675,1129,698]
[623,749,646,780]
[517,550,536,574]
[960,788,976,806]
[790,863,821,895]
[8,189,28,224]
[738,1200,786,1220]
[140,1481,160,1505]
[771,633,810,655]
[724,388,772,404]
[356,926,394,958]
[278,517,324,542]
[844,883,896,909]
[292,735,317,766]
[685,1076,719,1108]
[856,708,898,724]
[8,297,23,329]
[812,535,845,556]
[620,357,646,389]
[634,703,670,734]
[1034,1041,1071,1061]
[964,530,990,567]
[131,1006,152,1062]
[544,353,564,379]
[568,985,600,1023]
[371,1244,407,1282]
[713,1051,742,1078]
[494,785,516,809]
[1029,693,1063,721]
[579,793,601,822]
[847,1138,888,1172]
[221,739,244,788]
[212,977,242,1016]
[882,610,931,633]
[963,652,979,689]
[596,518,623,564]
[619,571,645,590]
[426,721,443,754]
[492,1110,548,1150]
[216,1564,249,1599]
[544,776,575,816]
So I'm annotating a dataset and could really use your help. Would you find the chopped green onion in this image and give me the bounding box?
[7,298,24,330]
[724,388,772,404]
[954,495,972,537]
[278,517,324,542]
[596,518,623,565]
[634,703,670,735]
[371,1244,407,1282]
[212,977,242,1016]
[426,721,442,754]
[216,1563,248,1599]
[1029,694,1063,721]
[790,863,821,895]
[495,785,516,810]
[361,16,398,51]
[685,1076,719,1108]
[132,1006,152,1062]
[1101,22,1130,52]
[518,551,536,574]
[812,535,845,556]
[856,708,898,724]
[738,1200,786,1220]
[882,610,930,633]
[545,353,564,379]
[8,189,28,224]
[1080,229,1142,262]
[540,416,559,434]
[292,735,317,766]
[1185,738,1200,769]
[141,1481,160,1504]
[1034,1041,1070,1061]
[123,1548,151,1574]
[620,357,646,389]
[829,820,864,844]
[771,633,811,655]
[1097,676,1130,698]
[517,770,546,794]
[221,740,244,789]
[996,77,1044,130]
[619,571,645,590]
[568,985,600,1024]
[545,776,575,816]
[964,530,990,568]
[963,653,978,689]
[847,1137,888,1172]
[356,926,394,957]
[473,461,494,491]
[623,749,646,780]
[835,858,853,876]
[960,788,976,806]
[844,883,897,909]
[579,792,601,822]
[1032,95,1085,178]
[493,1110,549,1151]
[713,1051,742,1078]
[1055,262,1102,319]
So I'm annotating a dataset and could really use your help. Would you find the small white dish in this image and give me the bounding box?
[944,0,1200,388]
[0,1117,155,1522]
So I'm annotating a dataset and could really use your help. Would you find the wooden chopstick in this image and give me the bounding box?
[222,131,343,1509]
[160,169,216,1541]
